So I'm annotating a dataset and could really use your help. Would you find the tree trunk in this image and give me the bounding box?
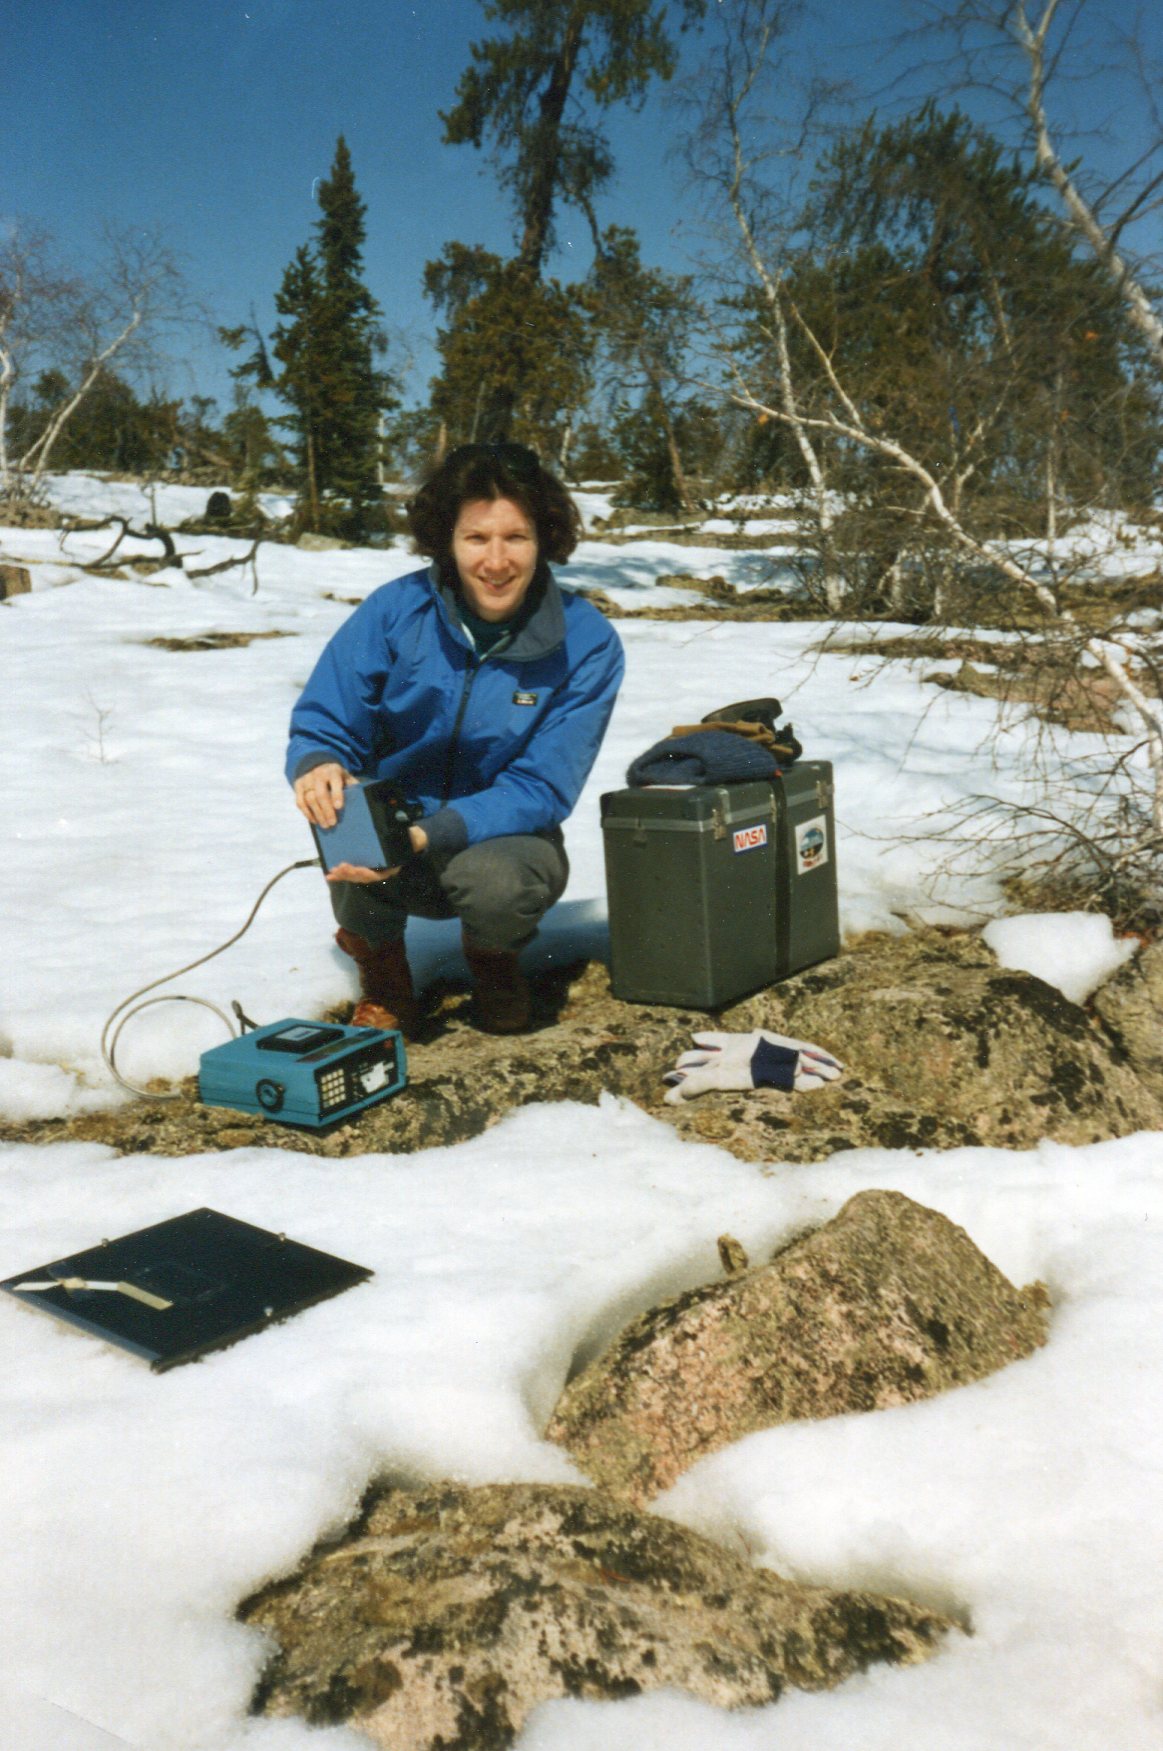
[0,350,14,495]
[517,8,587,278]
[470,374,488,443]
[1019,0,1163,373]
[886,554,908,619]
[1045,367,1062,545]
[306,428,320,531]
[656,393,694,514]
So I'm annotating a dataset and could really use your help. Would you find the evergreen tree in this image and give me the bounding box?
[14,368,178,474]
[799,106,1161,520]
[310,137,388,525]
[424,244,593,457]
[727,102,1161,603]
[433,0,706,440]
[222,393,284,491]
[723,105,1163,613]
[225,137,390,534]
[443,0,706,276]
[610,391,721,511]
[270,244,329,525]
[588,225,703,510]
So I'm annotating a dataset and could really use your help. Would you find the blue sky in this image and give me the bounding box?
[7,0,1160,416]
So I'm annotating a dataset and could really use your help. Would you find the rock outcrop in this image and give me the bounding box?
[241,1480,953,1751]
[694,926,1163,1163]
[547,1190,1049,1505]
[1091,937,1163,1104]
[4,929,1159,1166]
[0,563,32,599]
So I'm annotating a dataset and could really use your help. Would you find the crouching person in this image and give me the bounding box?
[287,443,625,1036]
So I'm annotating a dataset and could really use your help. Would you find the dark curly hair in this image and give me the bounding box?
[407,443,582,568]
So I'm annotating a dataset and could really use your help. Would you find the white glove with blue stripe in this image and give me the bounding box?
[663,1030,843,1104]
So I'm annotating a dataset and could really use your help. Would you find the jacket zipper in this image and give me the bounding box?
[439,629,511,807]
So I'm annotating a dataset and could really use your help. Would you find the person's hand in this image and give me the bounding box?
[324,823,429,885]
[294,763,355,828]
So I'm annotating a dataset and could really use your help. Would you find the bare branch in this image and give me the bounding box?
[1,222,193,502]
[1014,0,1163,368]
[186,537,262,595]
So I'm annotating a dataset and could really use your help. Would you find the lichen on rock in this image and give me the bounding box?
[547,1190,1049,1505]
[240,1480,954,1750]
[4,928,1158,1168]
[1092,938,1163,1103]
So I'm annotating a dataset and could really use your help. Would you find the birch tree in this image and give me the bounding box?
[0,225,188,507]
[674,0,850,606]
[694,1,1163,904]
[935,0,1163,373]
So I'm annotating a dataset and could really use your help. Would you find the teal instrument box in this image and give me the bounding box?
[199,1019,406,1129]
[601,763,840,1008]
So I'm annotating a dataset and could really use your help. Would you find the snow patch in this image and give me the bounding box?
[983,913,1138,1005]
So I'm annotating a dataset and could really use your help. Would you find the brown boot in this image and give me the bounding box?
[462,933,532,1034]
[335,928,420,1038]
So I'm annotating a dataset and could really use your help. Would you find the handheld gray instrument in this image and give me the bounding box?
[311,778,418,873]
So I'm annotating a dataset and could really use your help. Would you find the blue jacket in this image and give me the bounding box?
[286,563,625,857]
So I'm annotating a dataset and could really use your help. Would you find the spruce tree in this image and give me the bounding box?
[310,137,387,528]
[587,225,702,510]
[748,107,1163,530]
[443,0,706,277]
[271,244,328,527]
[229,137,389,535]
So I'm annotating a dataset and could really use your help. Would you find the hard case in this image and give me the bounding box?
[601,762,839,1008]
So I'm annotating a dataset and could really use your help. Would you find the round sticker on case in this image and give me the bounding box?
[796,814,828,873]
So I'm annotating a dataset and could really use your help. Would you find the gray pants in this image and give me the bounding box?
[329,829,569,953]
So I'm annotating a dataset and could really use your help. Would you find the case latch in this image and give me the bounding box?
[711,806,727,840]
[816,777,834,809]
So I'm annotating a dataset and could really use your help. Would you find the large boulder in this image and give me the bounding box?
[240,1480,953,1751]
[547,1189,1048,1505]
[1091,938,1163,1104]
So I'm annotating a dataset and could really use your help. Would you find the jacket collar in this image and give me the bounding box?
[428,560,566,662]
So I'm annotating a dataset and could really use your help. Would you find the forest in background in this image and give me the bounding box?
[5,1,1162,918]
[3,1,1160,541]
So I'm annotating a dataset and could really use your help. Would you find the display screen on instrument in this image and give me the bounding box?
[258,1024,346,1054]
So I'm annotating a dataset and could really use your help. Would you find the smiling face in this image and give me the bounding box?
[451,495,539,623]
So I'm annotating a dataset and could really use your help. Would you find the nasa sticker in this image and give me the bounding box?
[733,823,768,854]
[796,814,828,873]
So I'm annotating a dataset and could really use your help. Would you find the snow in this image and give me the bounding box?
[2,476,1162,1751]
[565,536,801,607]
[983,913,1140,1005]
[39,470,296,528]
[2,542,1080,1108]
[4,1115,1161,1751]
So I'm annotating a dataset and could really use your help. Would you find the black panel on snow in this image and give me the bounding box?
[1,1207,372,1371]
